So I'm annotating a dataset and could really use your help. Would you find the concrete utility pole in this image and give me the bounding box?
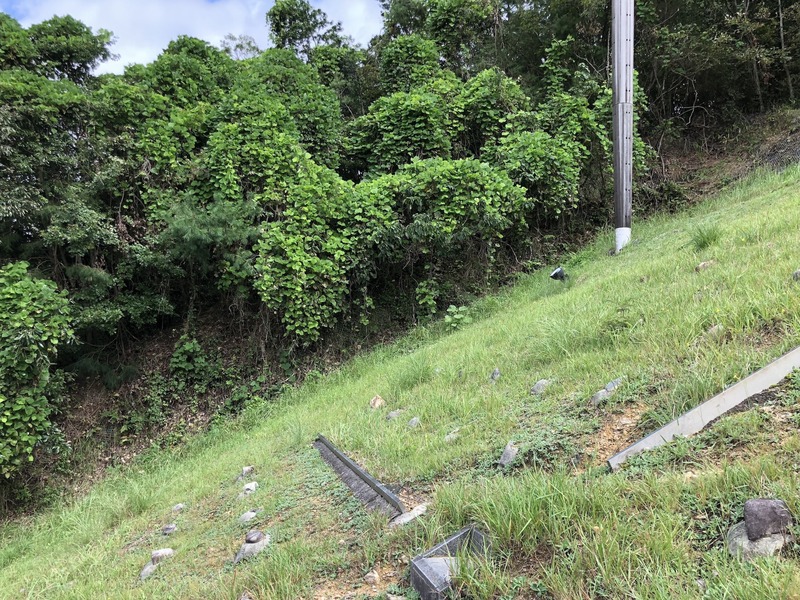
[612,0,634,253]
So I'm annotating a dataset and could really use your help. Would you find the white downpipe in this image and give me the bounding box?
[615,227,632,253]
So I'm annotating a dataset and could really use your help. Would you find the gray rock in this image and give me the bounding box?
[389,504,428,529]
[386,409,405,421]
[245,529,266,544]
[696,260,716,272]
[238,510,258,525]
[242,481,258,494]
[489,368,501,383]
[744,499,793,541]
[241,465,254,477]
[139,561,158,581]
[498,441,519,467]
[364,570,380,585]
[727,521,793,561]
[239,593,255,600]
[171,503,185,513]
[530,379,550,396]
[444,429,460,443]
[151,548,174,565]
[234,531,271,564]
[590,389,611,407]
[706,324,725,339]
[161,523,177,536]
[387,595,406,600]
[793,269,800,282]
[408,417,421,428]
[605,377,624,392]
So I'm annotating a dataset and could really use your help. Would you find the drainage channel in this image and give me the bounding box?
[608,345,800,470]
[314,434,406,518]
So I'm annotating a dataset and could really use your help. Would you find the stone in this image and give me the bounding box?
[151,548,174,565]
[139,561,158,581]
[530,379,550,396]
[239,593,255,600]
[234,531,271,564]
[387,595,406,600]
[408,417,421,428]
[705,324,725,339]
[171,503,186,513]
[370,395,385,409]
[238,510,258,525]
[744,499,793,541]
[364,570,381,585]
[242,481,258,494]
[444,429,460,443]
[489,368,501,383]
[793,269,800,282]
[696,260,716,272]
[241,465,254,477]
[726,521,793,561]
[386,409,405,421]
[498,441,518,467]
[605,377,624,392]
[389,504,428,529]
[590,389,611,407]
[161,523,177,535]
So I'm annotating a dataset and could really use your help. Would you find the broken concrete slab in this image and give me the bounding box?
[314,435,405,518]
[608,345,800,470]
[498,441,518,467]
[234,530,271,564]
[410,525,489,600]
[389,503,428,529]
[727,521,793,561]
[242,482,258,494]
[590,389,611,407]
[744,499,793,541]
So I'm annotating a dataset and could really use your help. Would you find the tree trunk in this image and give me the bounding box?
[779,0,795,103]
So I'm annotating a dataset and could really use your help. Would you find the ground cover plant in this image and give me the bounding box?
[1,165,799,598]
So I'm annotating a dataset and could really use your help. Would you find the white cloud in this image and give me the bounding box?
[1,0,382,74]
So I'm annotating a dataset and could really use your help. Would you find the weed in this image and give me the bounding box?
[691,223,723,251]
[444,305,473,331]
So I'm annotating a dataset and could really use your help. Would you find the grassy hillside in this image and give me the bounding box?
[2,167,800,599]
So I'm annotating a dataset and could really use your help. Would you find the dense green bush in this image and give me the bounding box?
[0,262,73,478]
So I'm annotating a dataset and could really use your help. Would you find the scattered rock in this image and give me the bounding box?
[370,395,385,409]
[744,499,793,541]
[793,269,800,282]
[498,441,518,467]
[161,523,177,536]
[590,389,611,407]
[242,482,258,495]
[727,521,793,561]
[171,503,185,513]
[489,368,501,383]
[241,465,254,478]
[234,530,271,564]
[408,417,421,428]
[139,562,158,581]
[387,595,406,600]
[390,504,428,529]
[239,593,255,600]
[238,510,259,525]
[530,379,550,396]
[364,570,381,585]
[605,377,624,392]
[695,260,716,272]
[386,409,405,421]
[151,548,174,564]
[444,429,460,443]
[705,324,725,340]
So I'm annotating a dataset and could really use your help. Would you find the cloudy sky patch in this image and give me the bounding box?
[0,0,383,73]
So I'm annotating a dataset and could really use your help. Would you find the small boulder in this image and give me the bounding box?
[498,441,519,467]
[389,504,428,529]
[408,417,421,428]
[590,389,611,407]
[727,521,793,561]
[242,482,258,495]
[370,395,385,409]
[605,377,624,392]
[234,530,271,564]
[444,429,460,443]
[364,570,381,585]
[151,548,174,565]
[489,368,501,383]
[139,561,158,581]
[238,510,259,525]
[530,379,550,396]
[386,409,405,421]
[744,498,793,541]
[171,503,186,513]
[241,465,254,477]
[161,523,177,536]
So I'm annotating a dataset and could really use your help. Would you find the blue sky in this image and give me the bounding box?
[0,0,383,73]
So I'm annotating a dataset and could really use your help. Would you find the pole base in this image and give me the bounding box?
[615,227,632,253]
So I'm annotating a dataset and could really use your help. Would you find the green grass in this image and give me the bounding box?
[3,167,800,598]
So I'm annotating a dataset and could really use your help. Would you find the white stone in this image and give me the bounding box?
[239,510,258,525]
[499,441,518,467]
[171,503,185,513]
[389,504,428,529]
[139,561,158,581]
[370,395,385,409]
[408,417,421,428]
[242,481,258,494]
[727,521,794,561]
